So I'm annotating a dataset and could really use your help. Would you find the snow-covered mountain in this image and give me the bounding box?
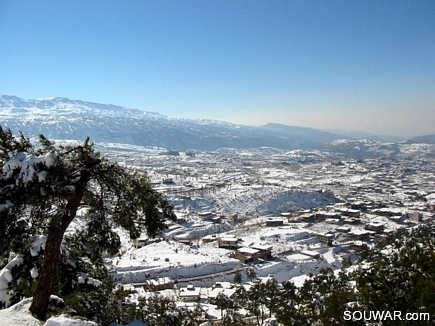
[2,95,434,159]
[0,95,342,151]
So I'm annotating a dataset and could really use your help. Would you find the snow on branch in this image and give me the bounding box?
[1,150,57,184]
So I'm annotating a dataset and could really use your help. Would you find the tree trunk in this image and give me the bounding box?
[28,226,63,320]
[29,170,90,320]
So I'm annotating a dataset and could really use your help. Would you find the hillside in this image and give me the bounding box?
[411,134,435,144]
[0,95,341,151]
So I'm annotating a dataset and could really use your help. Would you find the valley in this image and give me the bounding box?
[89,141,435,321]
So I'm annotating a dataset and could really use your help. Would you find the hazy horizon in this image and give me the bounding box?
[1,1,434,138]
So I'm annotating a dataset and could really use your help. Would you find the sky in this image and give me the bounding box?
[0,0,434,137]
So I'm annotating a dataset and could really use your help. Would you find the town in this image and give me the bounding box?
[94,141,435,321]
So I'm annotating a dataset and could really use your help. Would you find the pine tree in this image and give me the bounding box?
[272,280,300,326]
[246,266,257,282]
[233,269,242,284]
[0,129,176,320]
[220,308,247,325]
[244,280,268,326]
[215,292,229,317]
[144,294,180,326]
[353,224,435,325]
[178,303,207,326]
[262,277,279,319]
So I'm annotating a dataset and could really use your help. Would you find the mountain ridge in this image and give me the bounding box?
[0,95,432,154]
[0,95,341,151]
[411,134,435,144]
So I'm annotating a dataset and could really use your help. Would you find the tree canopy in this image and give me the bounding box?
[0,128,176,320]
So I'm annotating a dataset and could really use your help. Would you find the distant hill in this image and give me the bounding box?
[324,138,435,160]
[262,123,339,143]
[411,134,435,144]
[0,95,343,151]
[322,128,405,142]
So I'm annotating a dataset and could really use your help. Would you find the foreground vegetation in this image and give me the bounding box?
[0,129,175,320]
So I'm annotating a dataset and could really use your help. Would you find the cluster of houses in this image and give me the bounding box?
[142,278,237,303]
[197,202,429,266]
[109,144,435,312]
[122,146,435,260]
[282,202,429,247]
[213,235,273,264]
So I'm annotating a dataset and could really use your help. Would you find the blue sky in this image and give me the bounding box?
[1,1,434,137]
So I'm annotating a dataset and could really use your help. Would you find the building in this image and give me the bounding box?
[211,216,222,223]
[281,212,292,221]
[202,234,218,244]
[348,229,373,240]
[325,218,341,224]
[389,215,403,223]
[234,247,261,263]
[342,217,361,224]
[373,208,403,217]
[176,214,186,224]
[317,233,334,246]
[338,208,361,218]
[144,277,174,291]
[251,244,273,259]
[179,284,201,302]
[199,212,216,220]
[316,211,341,221]
[407,211,422,222]
[162,178,175,184]
[348,241,368,251]
[134,237,148,248]
[178,239,193,246]
[218,237,239,249]
[300,250,320,259]
[365,222,385,232]
[336,226,351,233]
[265,218,284,227]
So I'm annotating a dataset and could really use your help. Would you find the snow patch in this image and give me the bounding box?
[0,254,23,308]
[30,235,47,257]
[44,315,99,326]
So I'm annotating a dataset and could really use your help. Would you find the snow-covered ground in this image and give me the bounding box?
[0,298,98,326]
[112,219,349,289]
[114,240,242,285]
[2,141,435,324]
[99,143,435,314]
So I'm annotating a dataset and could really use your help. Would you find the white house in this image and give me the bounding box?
[179,284,201,302]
